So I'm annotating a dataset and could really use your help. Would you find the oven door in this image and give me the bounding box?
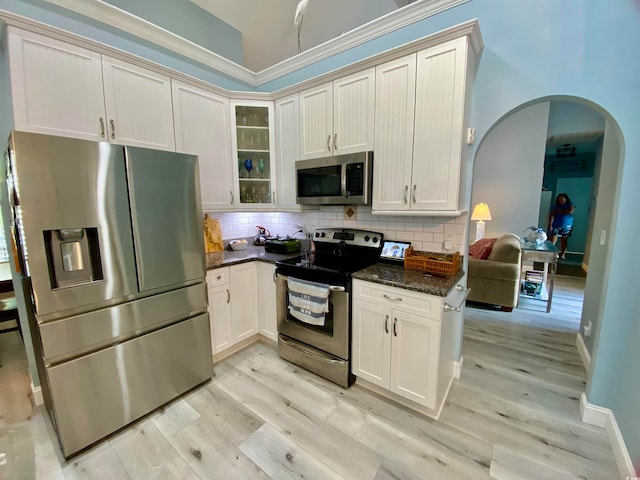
[276,273,349,360]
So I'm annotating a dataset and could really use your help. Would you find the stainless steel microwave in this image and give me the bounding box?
[296,151,373,205]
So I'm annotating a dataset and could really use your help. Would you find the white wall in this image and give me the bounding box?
[547,101,606,136]
[471,102,550,239]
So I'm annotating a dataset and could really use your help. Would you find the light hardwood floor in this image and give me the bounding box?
[0,275,618,479]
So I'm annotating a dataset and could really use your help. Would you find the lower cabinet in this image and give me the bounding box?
[207,261,277,357]
[352,279,457,414]
[257,263,278,341]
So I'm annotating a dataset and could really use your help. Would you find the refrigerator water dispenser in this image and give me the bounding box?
[44,228,103,288]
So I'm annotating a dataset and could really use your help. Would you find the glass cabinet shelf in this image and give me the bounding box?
[233,102,274,205]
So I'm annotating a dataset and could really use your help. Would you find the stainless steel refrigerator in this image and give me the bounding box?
[5,132,212,457]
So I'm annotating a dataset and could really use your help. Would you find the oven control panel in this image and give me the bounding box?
[313,228,383,249]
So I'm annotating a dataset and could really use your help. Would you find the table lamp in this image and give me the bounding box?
[471,203,492,242]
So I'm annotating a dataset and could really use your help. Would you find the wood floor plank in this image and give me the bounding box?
[110,420,198,479]
[240,423,347,480]
[214,361,384,480]
[489,444,583,480]
[167,415,268,479]
[62,442,131,480]
[150,397,201,438]
[326,400,492,480]
[373,460,424,480]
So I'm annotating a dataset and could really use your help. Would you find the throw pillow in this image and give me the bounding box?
[469,237,498,260]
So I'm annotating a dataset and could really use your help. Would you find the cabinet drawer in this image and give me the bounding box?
[207,267,229,286]
[353,279,442,320]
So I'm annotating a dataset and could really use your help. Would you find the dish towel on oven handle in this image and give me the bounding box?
[287,277,331,326]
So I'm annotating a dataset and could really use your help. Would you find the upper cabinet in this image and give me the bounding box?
[274,94,301,211]
[101,57,175,151]
[230,101,276,208]
[373,37,476,214]
[7,27,175,150]
[299,68,375,160]
[172,80,234,210]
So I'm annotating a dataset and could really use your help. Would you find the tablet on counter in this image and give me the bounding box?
[379,240,411,263]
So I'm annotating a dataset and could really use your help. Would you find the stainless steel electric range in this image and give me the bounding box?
[275,228,383,387]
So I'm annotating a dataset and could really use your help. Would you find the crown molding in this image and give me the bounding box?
[256,0,471,85]
[36,0,468,87]
[43,0,257,85]
[271,19,481,100]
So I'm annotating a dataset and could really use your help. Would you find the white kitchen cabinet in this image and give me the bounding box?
[274,94,301,210]
[207,268,232,354]
[299,68,374,160]
[7,27,176,151]
[256,262,278,341]
[230,100,276,208]
[352,279,462,415]
[373,36,476,214]
[229,263,258,342]
[102,56,175,151]
[372,54,416,212]
[7,28,106,141]
[172,81,234,210]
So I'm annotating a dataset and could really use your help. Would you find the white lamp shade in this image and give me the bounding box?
[471,203,492,221]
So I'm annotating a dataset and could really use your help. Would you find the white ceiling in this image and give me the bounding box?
[191,0,409,72]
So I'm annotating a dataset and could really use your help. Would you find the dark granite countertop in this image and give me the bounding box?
[206,239,300,270]
[352,262,465,297]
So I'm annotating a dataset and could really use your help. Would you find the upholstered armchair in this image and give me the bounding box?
[467,234,522,311]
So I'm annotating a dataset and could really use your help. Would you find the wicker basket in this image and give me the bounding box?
[404,247,460,276]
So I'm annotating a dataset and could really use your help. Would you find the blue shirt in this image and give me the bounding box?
[551,201,574,228]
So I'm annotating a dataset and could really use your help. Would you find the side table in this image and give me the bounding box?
[519,240,559,313]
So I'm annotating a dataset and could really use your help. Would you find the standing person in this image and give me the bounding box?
[548,193,575,260]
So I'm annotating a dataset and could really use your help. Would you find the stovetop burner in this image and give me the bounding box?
[276,228,383,285]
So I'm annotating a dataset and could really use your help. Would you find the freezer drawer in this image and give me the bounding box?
[39,283,207,363]
[46,313,212,457]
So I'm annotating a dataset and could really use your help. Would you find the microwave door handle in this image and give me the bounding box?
[341,165,348,199]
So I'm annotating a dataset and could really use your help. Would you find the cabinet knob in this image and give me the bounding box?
[230,191,234,205]
[412,185,417,203]
[384,315,389,334]
[226,289,230,304]
[333,133,338,150]
[393,318,397,337]
[109,119,116,139]
[404,185,408,204]
[216,274,221,280]
[99,117,106,138]
[327,134,331,151]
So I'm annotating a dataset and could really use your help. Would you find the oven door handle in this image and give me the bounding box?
[329,285,346,292]
[279,336,345,364]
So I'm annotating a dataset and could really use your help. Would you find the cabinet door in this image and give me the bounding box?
[231,101,276,207]
[274,94,301,210]
[229,263,258,342]
[373,55,416,211]
[102,56,175,151]
[412,38,467,211]
[208,284,232,354]
[352,300,392,388]
[173,81,234,210]
[299,82,333,160]
[8,28,106,141]
[333,68,375,155]
[257,263,277,341]
[390,311,440,409]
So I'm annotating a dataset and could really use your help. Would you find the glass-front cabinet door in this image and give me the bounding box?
[230,101,276,207]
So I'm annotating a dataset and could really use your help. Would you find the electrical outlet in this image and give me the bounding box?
[583,320,593,337]
[599,230,606,246]
[443,234,454,250]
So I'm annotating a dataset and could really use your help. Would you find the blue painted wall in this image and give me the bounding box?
[102,0,243,65]
[0,0,254,91]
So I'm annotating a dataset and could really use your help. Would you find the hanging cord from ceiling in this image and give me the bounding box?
[294,0,309,54]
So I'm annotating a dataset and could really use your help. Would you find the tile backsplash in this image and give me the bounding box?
[209,206,468,254]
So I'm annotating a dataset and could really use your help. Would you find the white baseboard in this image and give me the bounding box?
[580,393,636,478]
[576,333,591,371]
[453,356,464,379]
[31,382,43,406]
